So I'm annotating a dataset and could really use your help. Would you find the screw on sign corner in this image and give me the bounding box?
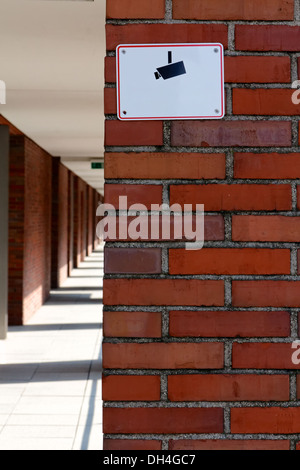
[0,80,6,105]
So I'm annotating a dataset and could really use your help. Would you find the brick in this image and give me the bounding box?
[232,215,300,242]
[105,120,163,146]
[103,407,224,434]
[102,375,161,401]
[168,374,289,401]
[203,215,225,241]
[104,279,224,306]
[232,343,299,369]
[103,311,162,338]
[232,281,300,308]
[102,343,224,369]
[102,214,224,242]
[234,153,300,179]
[169,310,290,338]
[106,24,228,51]
[173,0,294,20]
[169,440,290,451]
[104,184,162,209]
[104,439,162,450]
[170,184,292,211]
[104,88,117,115]
[296,442,300,450]
[233,89,300,116]
[171,121,291,147]
[104,248,161,274]
[104,152,226,180]
[169,248,290,275]
[224,56,290,84]
[236,25,300,51]
[106,0,165,19]
[105,56,116,83]
[231,408,300,434]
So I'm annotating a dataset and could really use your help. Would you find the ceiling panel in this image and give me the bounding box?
[0,0,106,193]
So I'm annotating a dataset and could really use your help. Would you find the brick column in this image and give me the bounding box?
[0,126,9,339]
[103,0,299,451]
[73,176,81,268]
[68,172,74,275]
[8,135,52,325]
[86,186,94,256]
[51,159,70,288]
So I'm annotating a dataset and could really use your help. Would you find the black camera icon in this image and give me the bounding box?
[154,51,186,80]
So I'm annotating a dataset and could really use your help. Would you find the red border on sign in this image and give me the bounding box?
[116,43,225,121]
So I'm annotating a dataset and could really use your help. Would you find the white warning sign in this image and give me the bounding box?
[116,43,225,121]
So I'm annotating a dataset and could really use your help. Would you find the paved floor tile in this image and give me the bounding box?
[13,396,84,415]
[0,425,77,439]
[73,424,103,450]
[0,416,9,426]
[23,379,88,397]
[0,247,104,450]
[0,438,74,451]
[6,414,79,426]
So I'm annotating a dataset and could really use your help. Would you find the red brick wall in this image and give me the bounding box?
[73,176,81,268]
[9,135,52,325]
[8,135,26,325]
[103,0,300,451]
[68,172,75,275]
[51,159,70,288]
[80,183,87,262]
[23,138,52,324]
[73,176,89,267]
[87,186,94,256]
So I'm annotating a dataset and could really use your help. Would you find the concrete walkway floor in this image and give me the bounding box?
[0,246,104,450]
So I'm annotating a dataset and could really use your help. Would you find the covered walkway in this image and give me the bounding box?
[0,246,103,450]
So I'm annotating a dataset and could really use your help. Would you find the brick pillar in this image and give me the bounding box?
[80,182,87,262]
[103,0,299,451]
[73,176,89,267]
[0,126,9,339]
[51,159,69,288]
[8,135,52,325]
[8,135,25,325]
[87,186,94,256]
[68,172,74,275]
[73,176,81,268]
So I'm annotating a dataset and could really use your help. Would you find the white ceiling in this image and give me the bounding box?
[0,0,105,193]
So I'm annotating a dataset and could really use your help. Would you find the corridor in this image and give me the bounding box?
[0,246,103,450]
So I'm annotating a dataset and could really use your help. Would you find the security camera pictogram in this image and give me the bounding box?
[154,51,186,80]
